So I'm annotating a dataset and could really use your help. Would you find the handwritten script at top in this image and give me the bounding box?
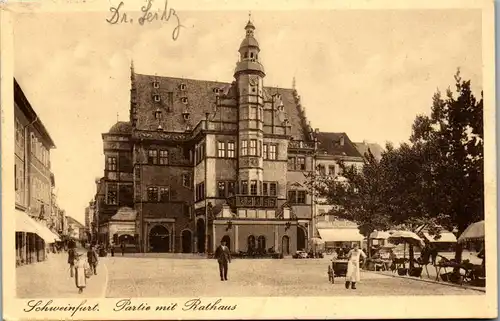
[106,0,184,41]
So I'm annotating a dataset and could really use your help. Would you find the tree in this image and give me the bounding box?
[410,70,484,263]
[306,151,392,258]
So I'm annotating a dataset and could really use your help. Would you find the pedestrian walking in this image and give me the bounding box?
[120,242,126,256]
[214,240,231,281]
[110,243,115,257]
[87,245,99,275]
[74,253,91,294]
[67,247,76,277]
[345,243,367,290]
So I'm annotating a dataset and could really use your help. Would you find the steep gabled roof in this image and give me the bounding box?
[66,216,85,228]
[315,132,363,158]
[132,73,309,140]
[354,141,384,161]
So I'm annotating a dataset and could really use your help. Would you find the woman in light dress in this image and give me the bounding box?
[345,243,367,290]
[74,252,91,294]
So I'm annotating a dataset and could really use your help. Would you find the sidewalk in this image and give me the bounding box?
[16,252,108,298]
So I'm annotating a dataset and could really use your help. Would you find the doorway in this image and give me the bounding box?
[221,235,231,251]
[149,225,170,253]
[297,227,306,251]
[181,230,192,253]
[196,218,205,253]
[282,235,290,255]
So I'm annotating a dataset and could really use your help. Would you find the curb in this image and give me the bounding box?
[100,259,109,298]
[372,270,486,293]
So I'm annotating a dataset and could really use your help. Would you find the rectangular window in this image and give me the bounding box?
[15,164,18,191]
[262,182,268,196]
[159,150,169,165]
[227,181,236,196]
[217,141,225,158]
[250,140,257,155]
[227,142,235,158]
[107,184,118,205]
[287,157,296,170]
[148,187,159,202]
[167,92,174,107]
[250,107,257,119]
[241,140,248,156]
[270,183,277,196]
[15,119,20,143]
[107,157,117,171]
[288,190,296,203]
[297,157,306,170]
[318,165,326,176]
[263,144,268,160]
[241,181,248,195]
[148,149,158,164]
[250,180,257,195]
[328,165,336,176]
[297,191,306,204]
[269,145,276,160]
[159,187,170,202]
[182,174,191,188]
[217,181,226,198]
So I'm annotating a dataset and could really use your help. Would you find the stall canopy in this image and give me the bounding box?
[16,210,60,243]
[422,231,457,243]
[317,228,364,242]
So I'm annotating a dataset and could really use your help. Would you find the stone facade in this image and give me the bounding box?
[95,19,365,255]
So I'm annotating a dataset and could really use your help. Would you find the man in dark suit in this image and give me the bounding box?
[215,240,231,281]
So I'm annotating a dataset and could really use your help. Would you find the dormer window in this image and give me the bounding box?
[182,110,190,121]
[153,81,160,89]
[213,88,220,94]
[180,83,186,91]
[181,97,188,104]
[154,108,162,120]
[153,94,161,102]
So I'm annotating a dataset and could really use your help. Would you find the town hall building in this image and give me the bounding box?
[94,19,365,254]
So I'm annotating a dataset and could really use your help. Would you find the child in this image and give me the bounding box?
[74,252,91,294]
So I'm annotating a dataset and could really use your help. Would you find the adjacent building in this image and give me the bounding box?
[66,216,85,241]
[14,78,61,266]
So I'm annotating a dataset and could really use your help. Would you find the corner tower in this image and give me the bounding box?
[234,18,266,196]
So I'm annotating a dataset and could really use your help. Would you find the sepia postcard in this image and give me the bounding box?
[0,0,497,319]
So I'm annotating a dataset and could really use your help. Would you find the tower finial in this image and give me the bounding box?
[117,112,119,122]
[292,76,296,90]
[249,11,252,22]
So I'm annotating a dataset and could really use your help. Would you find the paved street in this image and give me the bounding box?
[17,252,107,298]
[105,256,483,297]
[16,253,484,298]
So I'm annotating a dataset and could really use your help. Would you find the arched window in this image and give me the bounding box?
[257,235,266,250]
[247,235,256,251]
[250,52,254,58]
[244,52,248,58]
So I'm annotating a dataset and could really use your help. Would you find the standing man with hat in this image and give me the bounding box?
[214,240,231,281]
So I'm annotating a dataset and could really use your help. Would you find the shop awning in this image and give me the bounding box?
[318,228,364,242]
[423,232,457,243]
[16,210,39,233]
[16,210,60,243]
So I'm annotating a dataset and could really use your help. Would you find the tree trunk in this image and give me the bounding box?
[409,244,415,269]
[367,235,371,258]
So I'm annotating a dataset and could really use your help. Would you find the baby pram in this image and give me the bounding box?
[327,259,349,284]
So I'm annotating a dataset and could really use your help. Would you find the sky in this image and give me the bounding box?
[13,8,483,224]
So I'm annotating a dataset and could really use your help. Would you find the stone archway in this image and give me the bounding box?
[118,234,135,245]
[149,225,170,253]
[297,226,307,251]
[282,235,290,255]
[221,235,231,251]
[196,218,205,253]
[181,230,192,253]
